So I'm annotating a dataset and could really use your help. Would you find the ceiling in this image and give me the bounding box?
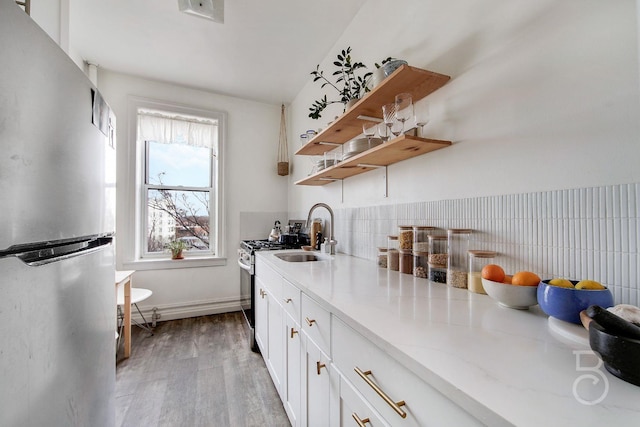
[70,0,367,105]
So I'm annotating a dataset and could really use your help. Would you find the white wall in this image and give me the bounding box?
[98,70,288,320]
[288,0,640,211]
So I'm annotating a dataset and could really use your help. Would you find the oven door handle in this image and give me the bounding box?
[238,258,252,272]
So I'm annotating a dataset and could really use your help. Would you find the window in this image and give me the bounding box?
[129,98,225,265]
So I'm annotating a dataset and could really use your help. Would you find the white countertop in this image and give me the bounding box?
[256,250,640,427]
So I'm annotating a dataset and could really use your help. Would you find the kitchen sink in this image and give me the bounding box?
[275,253,319,262]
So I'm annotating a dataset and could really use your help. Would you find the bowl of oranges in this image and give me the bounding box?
[537,279,614,324]
[481,265,540,309]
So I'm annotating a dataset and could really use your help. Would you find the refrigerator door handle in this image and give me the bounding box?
[0,234,113,266]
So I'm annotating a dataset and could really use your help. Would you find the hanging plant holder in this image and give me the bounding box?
[277,104,289,176]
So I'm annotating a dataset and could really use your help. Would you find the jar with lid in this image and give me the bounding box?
[446,228,473,288]
[399,249,413,274]
[377,247,388,268]
[413,226,435,253]
[398,226,413,251]
[468,250,497,294]
[428,263,447,283]
[387,235,399,271]
[427,235,447,267]
[413,251,429,278]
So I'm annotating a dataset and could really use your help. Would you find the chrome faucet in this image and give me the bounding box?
[306,202,337,255]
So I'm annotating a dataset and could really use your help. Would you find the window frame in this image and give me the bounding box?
[124,97,226,270]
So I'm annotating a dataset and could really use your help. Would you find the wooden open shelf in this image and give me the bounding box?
[295,134,451,186]
[296,65,450,156]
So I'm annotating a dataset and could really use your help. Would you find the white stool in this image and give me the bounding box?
[117,287,153,349]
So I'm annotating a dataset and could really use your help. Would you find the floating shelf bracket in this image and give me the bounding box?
[356,115,384,123]
[357,164,388,198]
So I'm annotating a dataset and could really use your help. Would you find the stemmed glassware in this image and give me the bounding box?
[377,122,390,142]
[382,102,397,142]
[414,101,430,137]
[394,93,413,133]
[362,122,377,149]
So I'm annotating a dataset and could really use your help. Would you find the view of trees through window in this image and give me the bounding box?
[145,140,213,255]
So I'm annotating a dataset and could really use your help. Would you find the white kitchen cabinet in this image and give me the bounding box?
[332,317,482,426]
[331,373,388,427]
[302,332,332,427]
[284,311,302,426]
[301,293,331,355]
[255,260,285,399]
[254,274,268,359]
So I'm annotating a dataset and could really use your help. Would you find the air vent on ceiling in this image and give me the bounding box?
[178,0,224,24]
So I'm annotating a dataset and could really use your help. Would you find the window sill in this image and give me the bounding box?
[121,256,227,271]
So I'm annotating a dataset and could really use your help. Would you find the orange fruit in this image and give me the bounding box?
[481,264,505,282]
[511,271,541,286]
[503,275,513,284]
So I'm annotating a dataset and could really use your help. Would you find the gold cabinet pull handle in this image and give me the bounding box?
[283,298,292,304]
[305,317,316,326]
[352,413,370,426]
[260,289,266,299]
[316,361,326,375]
[354,367,407,419]
[290,328,298,339]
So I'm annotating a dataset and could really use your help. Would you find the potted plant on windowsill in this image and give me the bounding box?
[166,239,188,260]
[308,47,372,120]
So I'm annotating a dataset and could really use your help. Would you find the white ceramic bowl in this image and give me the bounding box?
[482,278,538,310]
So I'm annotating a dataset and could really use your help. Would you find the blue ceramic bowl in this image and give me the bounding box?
[537,280,614,324]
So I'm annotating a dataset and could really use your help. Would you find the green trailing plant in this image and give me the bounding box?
[308,47,372,120]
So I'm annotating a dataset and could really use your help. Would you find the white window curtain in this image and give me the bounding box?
[137,110,217,150]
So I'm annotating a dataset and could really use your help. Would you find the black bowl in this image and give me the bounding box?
[589,320,640,387]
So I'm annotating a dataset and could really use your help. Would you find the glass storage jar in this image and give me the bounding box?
[468,250,498,294]
[399,249,413,274]
[428,263,447,283]
[446,228,473,288]
[413,226,436,253]
[377,247,388,268]
[413,251,429,278]
[387,235,399,271]
[398,226,413,251]
[427,235,447,267]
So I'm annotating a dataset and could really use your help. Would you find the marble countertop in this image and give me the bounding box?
[256,250,640,427]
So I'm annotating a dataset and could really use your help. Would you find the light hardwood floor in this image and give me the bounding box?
[115,312,290,427]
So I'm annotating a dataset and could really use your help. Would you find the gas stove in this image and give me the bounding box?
[240,239,301,253]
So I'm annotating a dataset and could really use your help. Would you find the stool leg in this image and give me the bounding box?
[133,303,154,335]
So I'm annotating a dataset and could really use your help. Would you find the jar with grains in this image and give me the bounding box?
[413,226,436,253]
[413,251,429,278]
[428,263,447,283]
[468,250,497,294]
[446,228,472,288]
[427,235,447,266]
[377,247,388,268]
[387,235,399,271]
[398,226,413,250]
[399,249,413,274]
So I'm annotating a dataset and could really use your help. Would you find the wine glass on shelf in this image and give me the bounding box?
[362,122,377,149]
[377,122,390,142]
[390,119,403,138]
[394,93,413,133]
[382,102,397,141]
[414,101,430,137]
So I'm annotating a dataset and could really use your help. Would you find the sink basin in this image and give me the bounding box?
[275,252,319,262]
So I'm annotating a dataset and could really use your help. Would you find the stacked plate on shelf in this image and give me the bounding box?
[342,137,383,161]
[316,158,340,171]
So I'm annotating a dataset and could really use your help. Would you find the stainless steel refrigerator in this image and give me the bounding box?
[0,2,116,426]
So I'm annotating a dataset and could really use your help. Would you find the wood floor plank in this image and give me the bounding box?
[116,311,290,427]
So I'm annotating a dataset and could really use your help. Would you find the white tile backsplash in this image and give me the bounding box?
[330,182,639,305]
